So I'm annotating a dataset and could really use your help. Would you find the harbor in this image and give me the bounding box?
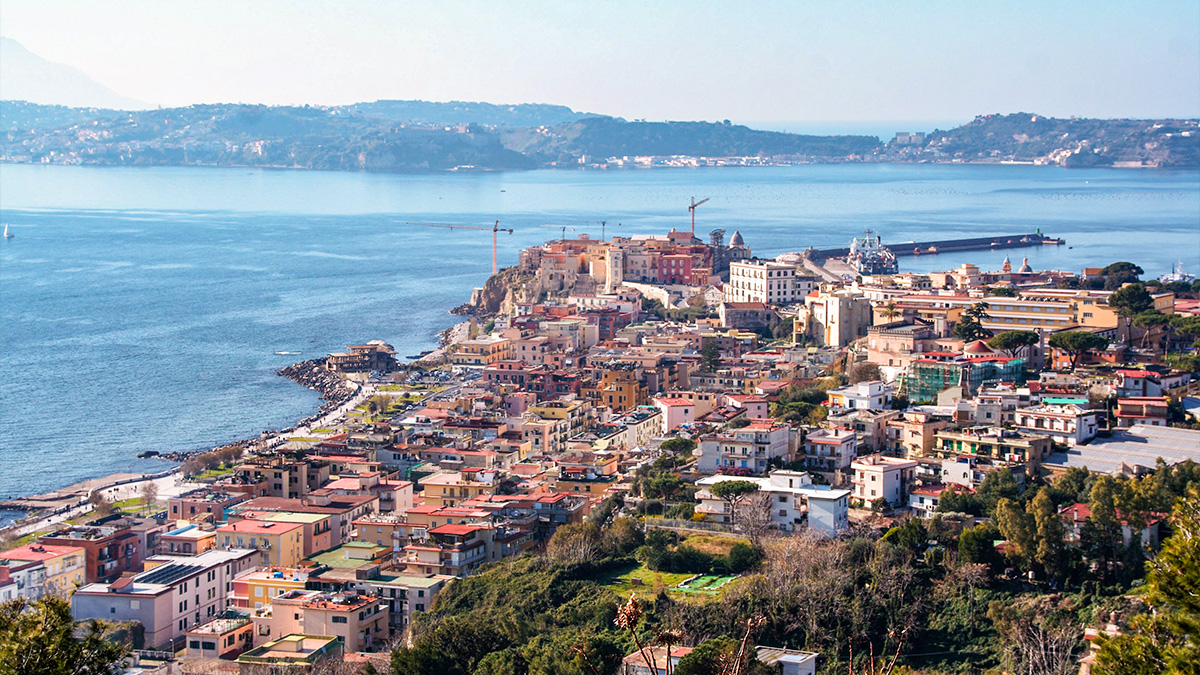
[805,231,1064,263]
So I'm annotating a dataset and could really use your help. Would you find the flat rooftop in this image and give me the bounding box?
[1044,425,1200,474]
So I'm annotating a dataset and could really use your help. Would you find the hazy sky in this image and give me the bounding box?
[2,0,1197,122]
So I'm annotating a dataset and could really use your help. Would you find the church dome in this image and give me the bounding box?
[729,230,745,247]
[963,340,995,355]
[1018,257,1033,274]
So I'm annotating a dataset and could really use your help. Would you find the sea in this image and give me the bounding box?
[1,162,1198,522]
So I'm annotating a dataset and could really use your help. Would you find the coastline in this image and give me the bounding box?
[0,317,473,536]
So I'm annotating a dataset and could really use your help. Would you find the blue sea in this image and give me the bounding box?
[1,163,1198,510]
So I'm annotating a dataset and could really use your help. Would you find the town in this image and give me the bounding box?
[4,224,1200,675]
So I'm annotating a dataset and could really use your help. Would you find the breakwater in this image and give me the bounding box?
[807,232,1062,261]
[277,359,357,418]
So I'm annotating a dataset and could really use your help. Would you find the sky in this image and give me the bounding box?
[1,0,1197,123]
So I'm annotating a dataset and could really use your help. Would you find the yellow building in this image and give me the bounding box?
[1,543,86,597]
[420,471,498,508]
[230,568,310,611]
[450,336,515,366]
[216,519,305,567]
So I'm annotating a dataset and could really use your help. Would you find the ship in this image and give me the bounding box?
[1161,261,1194,284]
[847,230,898,275]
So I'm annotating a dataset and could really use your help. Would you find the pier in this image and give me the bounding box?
[805,232,1062,262]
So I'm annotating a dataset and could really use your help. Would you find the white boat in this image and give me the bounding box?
[3,224,11,239]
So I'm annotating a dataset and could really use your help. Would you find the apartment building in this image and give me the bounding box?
[0,559,46,602]
[252,590,389,653]
[799,428,858,484]
[726,260,817,305]
[451,336,515,366]
[0,543,86,598]
[167,489,249,522]
[1013,404,1101,446]
[40,524,143,584]
[71,548,257,650]
[934,426,1053,469]
[234,456,331,500]
[230,567,311,611]
[796,287,873,348]
[885,409,953,458]
[1115,397,1170,427]
[230,493,379,547]
[420,471,499,508]
[696,421,790,474]
[216,520,305,568]
[826,380,891,411]
[851,455,918,508]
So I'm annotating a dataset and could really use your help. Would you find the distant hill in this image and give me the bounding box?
[503,117,881,163]
[0,37,146,110]
[0,103,535,172]
[890,113,1199,168]
[1,101,1195,172]
[346,100,608,128]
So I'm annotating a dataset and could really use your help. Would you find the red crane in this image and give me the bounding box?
[688,197,710,236]
[408,220,513,275]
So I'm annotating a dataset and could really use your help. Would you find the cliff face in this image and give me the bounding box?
[453,267,539,317]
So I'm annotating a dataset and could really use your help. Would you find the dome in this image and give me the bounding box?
[729,230,745,247]
[963,340,995,355]
[1018,257,1033,274]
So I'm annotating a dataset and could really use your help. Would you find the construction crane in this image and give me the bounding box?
[538,224,575,241]
[408,220,513,275]
[688,197,710,236]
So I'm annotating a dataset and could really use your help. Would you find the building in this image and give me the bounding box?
[0,543,86,598]
[234,456,331,500]
[694,471,851,535]
[908,484,954,517]
[653,397,697,433]
[826,380,891,411]
[695,421,791,474]
[725,260,817,305]
[1060,503,1162,549]
[230,494,379,547]
[230,568,311,611]
[235,634,343,674]
[1114,397,1170,427]
[1042,425,1200,476]
[326,341,397,373]
[451,336,515,366]
[216,520,305,568]
[185,615,254,659]
[718,302,779,330]
[420,471,499,508]
[0,559,46,602]
[799,428,858,484]
[851,455,918,508]
[252,589,389,653]
[167,489,249,522]
[796,286,872,348]
[39,524,143,584]
[71,548,258,650]
[1013,404,1101,446]
[158,524,217,557]
[903,357,1026,403]
[885,409,953,458]
[934,427,1053,469]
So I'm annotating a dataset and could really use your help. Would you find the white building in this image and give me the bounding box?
[71,549,258,650]
[0,559,47,602]
[695,471,851,535]
[826,380,892,412]
[726,260,817,305]
[1013,404,1101,446]
[695,421,791,474]
[851,454,918,507]
[908,484,949,517]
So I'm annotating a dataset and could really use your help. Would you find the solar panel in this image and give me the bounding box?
[136,563,202,586]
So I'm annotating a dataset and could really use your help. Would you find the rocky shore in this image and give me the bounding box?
[277,358,358,415]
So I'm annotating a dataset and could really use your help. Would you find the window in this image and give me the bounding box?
[189,640,200,650]
[332,616,348,624]
[129,600,140,610]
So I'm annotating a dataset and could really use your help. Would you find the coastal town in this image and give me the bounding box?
[4,221,1199,674]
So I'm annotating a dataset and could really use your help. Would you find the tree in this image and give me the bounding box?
[1030,488,1068,583]
[988,594,1084,675]
[848,362,882,384]
[1109,283,1155,342]
[976,468,1021,516]
[140,481,159,514]
[709,480,760,528]
[995,497,1036,567]
[953,302,992,342]
[987,330,1039,358]
[659,438,697,456]
[1132,310,1170,349]
[0,596,129,675]
[699,339,721,373]
[880,301,901,323]
[88,491,115,518]
[1094,489,1200,673]
[958,523,1003,570]
[1101,261,1144,278]
[1048,331,1109,370]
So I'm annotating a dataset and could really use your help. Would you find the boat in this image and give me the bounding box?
[1161,261,1194,284]
[847,231,899,274]
[3,224,11,239]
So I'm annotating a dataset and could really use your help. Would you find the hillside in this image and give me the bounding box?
[897,112,1200,168]
[346,99,608,127]
[0,103,535,172]
[504,117,881,163]
[1,102,1196,172]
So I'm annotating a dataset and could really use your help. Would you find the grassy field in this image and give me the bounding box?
[681,534,750,556]
[605,562,694,596]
